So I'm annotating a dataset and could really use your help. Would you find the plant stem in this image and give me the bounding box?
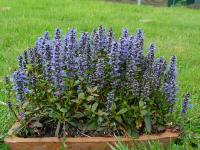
[55,121,61,137]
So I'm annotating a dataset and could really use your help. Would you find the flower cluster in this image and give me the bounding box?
[182,92,191,114]
[109,42,120,88]
[164,56,178,111]
[5,26,191,137]
[13,70,29,102]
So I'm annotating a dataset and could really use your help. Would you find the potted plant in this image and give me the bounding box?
[3,26,190,150]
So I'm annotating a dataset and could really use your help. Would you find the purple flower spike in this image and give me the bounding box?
[126,39,137,82]
[29,48,35,65]
[13,70,29,102]
[109,42,120,77]
[164,56,178,109]
[109,42,120,88]
[44,32,51,48]
[77,53,88,80]
[134,29,144,65]
[182,92,191,114]
[165,56,177,83]
[53,41,64,96]
[79,32,90,55]
[64,29,77,77]
[135,29,144,50]
[122,28,129,39]
[164,81,178,112]
[154,57,166,77]
[107,28,114,53]
[95,58,105,88]
[43,32,54,81]
[68,29,77,52]
[54,28,62,43]
[164,79,177,100]
[98,25,107,50]
[17,56,24,69]
[119,29,129,64]
[153,57,166,88]
[93,31,99,52]
[146,44,155,68]
[23,50,29,65]
[44,32,50,40]
[35,37,46,65]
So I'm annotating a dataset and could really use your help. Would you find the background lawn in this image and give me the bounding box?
[0,0,200,149]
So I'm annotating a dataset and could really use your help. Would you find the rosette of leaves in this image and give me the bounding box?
[3,26,191,138]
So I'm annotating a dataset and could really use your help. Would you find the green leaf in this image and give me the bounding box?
[144,115,152,133]
[91,102,98,112]
[74,80,80,86]
[55,121,61,137]
[117,108,128,115]
[47,89,52,93]
[56,103,61,109]
[68,121,77,127]
[0,134,6,142]
[130,127,139,138]
[92,86,98,92]
[60,108,67,113]
[22,101,29,109]
[115,116,123,123]
[87,96,94,101]
[78,93,85,100]
[141,110,148,116]
[0,101,7,106]
[97,110,108,116]
[91,93,99,97]
[25,111,31,115]
[139,100,145,108]
[26,64,33,71]
[97,116,103,123]
[72,112,85,118]
[87,122,97,130]
[87,86,98,93]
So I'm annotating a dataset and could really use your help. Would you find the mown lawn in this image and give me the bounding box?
[0,0,200,149]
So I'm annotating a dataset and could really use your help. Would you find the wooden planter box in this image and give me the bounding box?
[4,122,179,150]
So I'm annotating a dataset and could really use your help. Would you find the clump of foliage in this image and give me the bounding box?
[4,26,191,137]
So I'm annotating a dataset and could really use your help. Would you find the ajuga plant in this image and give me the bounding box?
[4,26,191,138]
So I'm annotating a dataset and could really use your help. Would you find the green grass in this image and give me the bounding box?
[0,0,200,149]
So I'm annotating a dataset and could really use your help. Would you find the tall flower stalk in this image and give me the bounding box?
[53,41,64,96]
[95,58,105,88]
[182,92,190,114]
[109,42,120,89]
[13,69,29,103]
[164,56,178,111]
[65,29,77,77]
